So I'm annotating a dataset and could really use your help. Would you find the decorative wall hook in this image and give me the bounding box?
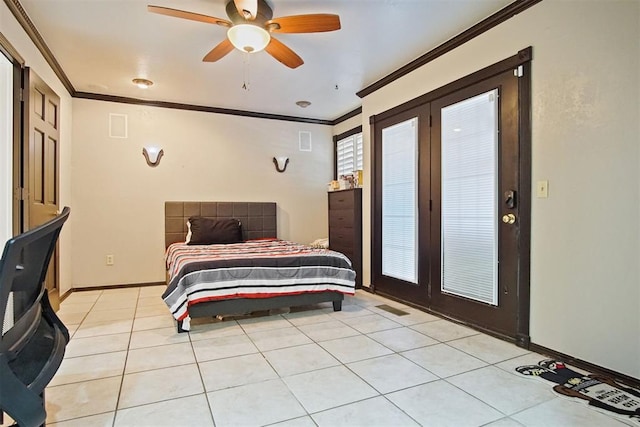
[273,156,289,173]
[142,146,164,167]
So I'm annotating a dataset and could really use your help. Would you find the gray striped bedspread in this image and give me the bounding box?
[162,239,356,322]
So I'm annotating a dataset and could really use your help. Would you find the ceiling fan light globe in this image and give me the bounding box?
[228,24,270,53]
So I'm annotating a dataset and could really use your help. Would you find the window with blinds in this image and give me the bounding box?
[381,118,418,284]
[336,133,363,178]
[441,89,498,305]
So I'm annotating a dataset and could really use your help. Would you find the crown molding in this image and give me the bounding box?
[74,92,334,125]
[3,0,75,94]
[356,0,543,98]
[331,107,362,125]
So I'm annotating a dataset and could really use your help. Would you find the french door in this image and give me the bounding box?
[372,50,531,342]
[429,70,521,338]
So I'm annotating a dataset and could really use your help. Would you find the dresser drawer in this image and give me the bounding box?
[329,191,355,210]
[329,209,354,228]
[329,229,354,248]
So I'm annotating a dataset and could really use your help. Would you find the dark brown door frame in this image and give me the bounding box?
[1,33,25,236]
[12,60,22,236]
[370,47,532,346]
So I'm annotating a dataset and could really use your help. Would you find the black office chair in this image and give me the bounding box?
[0,207,70,427]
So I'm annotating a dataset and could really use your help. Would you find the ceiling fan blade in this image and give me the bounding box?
[203,39,235,62]
[147,5,231,27]
[266,14,341,33]
[233,0,258,20]
[265,37,303,69]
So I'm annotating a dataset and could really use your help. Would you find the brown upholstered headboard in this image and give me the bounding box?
[165,201,277,248]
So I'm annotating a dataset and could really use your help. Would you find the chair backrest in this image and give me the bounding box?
[0,207,70,427]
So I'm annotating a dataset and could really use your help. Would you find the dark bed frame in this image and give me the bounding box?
[165,201,344,332]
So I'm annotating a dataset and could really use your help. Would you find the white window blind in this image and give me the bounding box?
[336,133,363,177]
[382,118,418,284]
[441,89,498,305]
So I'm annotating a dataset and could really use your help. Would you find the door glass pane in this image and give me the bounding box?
[441,89,498,305]
[382,117,418,284]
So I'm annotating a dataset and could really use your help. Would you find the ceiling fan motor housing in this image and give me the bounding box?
[225,0,273,25]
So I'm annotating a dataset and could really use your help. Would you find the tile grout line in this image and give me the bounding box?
[188,327,218,427]
[110,287,141,427]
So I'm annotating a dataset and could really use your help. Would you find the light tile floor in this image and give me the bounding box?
[2,286,633,426]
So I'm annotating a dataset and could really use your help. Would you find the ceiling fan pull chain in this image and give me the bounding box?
[242,52,251,91]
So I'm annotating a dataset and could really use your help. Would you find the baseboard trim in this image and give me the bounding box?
[71,282,166,293]
[529,343,640,389]
[59,289,73,303]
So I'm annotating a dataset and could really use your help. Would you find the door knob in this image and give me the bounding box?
[502,213,516,225]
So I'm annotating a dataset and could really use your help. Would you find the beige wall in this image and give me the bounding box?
[357,0,639,378]
[71,99,333,287]
[1,2,74,295]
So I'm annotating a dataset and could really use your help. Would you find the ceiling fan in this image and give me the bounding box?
[148,0,341,69]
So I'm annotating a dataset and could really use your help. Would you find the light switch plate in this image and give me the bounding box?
[536,180,549,198]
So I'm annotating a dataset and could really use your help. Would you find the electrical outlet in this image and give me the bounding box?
[106,254,114,266]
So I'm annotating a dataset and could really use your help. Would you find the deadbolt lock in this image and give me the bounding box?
[502,213,516,225]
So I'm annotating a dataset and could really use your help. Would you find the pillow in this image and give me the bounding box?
[185,221,192,244]
[310,238,329,249]
[187,217,243,245]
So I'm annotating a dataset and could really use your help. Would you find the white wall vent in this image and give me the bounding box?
[109,113,128,138]
[299,131,312,152]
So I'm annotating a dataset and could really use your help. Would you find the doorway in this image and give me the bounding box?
[371,49,531,344]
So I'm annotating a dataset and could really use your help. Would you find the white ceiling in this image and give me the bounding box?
[19,0,513,121]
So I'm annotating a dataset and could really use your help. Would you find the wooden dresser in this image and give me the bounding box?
[328,188,362,288]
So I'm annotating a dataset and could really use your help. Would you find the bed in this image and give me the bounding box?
[163,201,356,332]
